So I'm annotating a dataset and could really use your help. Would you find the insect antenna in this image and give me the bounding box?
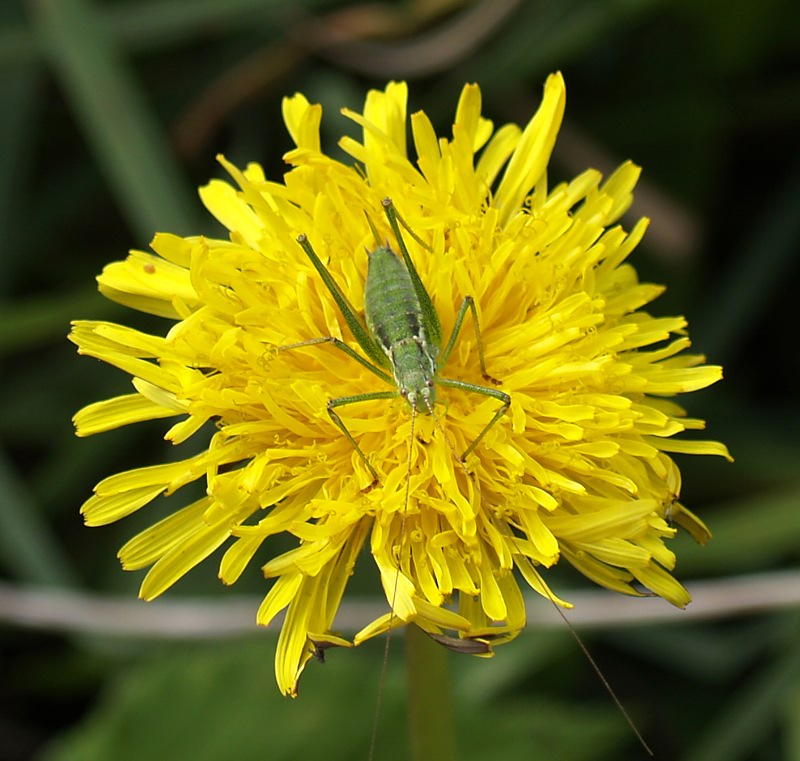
[363,210,382,249]
[367,403,417,761]
[424,399,654,757]
[539,583,655,757]
[383,197,433,253]
[423,399,486,501]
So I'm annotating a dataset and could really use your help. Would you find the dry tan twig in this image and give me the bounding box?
[554,122,701,264]
[173,0,522,159]
[1,570,798,640]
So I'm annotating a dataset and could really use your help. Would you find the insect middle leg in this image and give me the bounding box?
[437,296,511,460]
[438,377,510,460]
[327,391,399,484]
[275,339,396,485]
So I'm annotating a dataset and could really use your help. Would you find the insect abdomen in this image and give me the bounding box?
[364,246,427,354]
[364,245,438,410]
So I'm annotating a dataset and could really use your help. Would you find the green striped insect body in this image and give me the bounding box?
[289,200,652,759]
[290,198,511,486]
[288,202,511,761]
[364,244,438,413]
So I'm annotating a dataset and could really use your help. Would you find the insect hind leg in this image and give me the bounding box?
[327,390,398,486]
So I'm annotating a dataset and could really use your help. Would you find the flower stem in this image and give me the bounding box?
[405,623,458,761]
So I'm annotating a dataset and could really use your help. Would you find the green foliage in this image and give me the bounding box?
[1,0,799,759]
[39,637,630,761]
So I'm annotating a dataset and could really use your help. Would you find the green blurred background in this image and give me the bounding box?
[2,0,799,759]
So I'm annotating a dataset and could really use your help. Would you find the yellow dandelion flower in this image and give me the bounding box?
[71,73,731,697]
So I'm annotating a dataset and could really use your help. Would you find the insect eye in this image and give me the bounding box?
[400,389,408,398]
[426,380,434,388]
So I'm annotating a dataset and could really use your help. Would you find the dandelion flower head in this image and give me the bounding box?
[71,73,731,696]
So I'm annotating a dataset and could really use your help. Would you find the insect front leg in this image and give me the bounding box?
[436,296,511,461]
[327,391,399,486]
[438,296,499,384]
[276,339,396,485]
[437,377,510,460]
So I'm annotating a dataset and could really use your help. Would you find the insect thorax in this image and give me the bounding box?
[390,338,437,411]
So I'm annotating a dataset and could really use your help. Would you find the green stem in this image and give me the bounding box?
[405,624,458,761]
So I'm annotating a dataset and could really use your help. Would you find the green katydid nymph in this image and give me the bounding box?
[282,197,511,488]
[282,200,654,759]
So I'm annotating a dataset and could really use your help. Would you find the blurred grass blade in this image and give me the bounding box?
[2,0,341,67]
[0,445,79,587]
[786,682,800,761]
[0,69,39,268]
[0,287,115,355]
[0,23,39,69]
[105,0,340,53]
[453,0,662,88]
[0,3,40,270]
[27,0,197,241]
[39,640,406,761]
[696,159,800,364]
[684,627,800,761]
[677,487,800,575]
